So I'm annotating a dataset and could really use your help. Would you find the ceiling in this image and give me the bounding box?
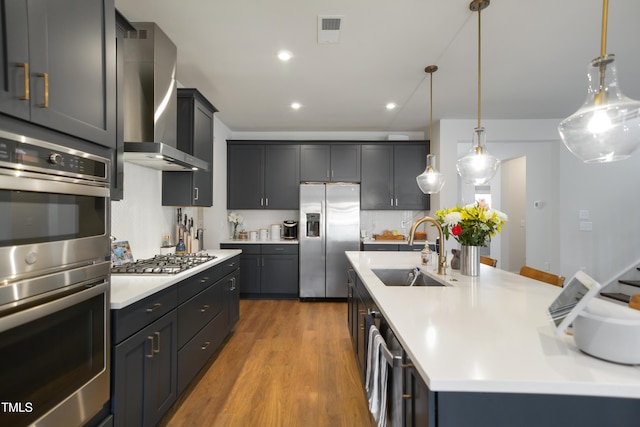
[115,0,640,134]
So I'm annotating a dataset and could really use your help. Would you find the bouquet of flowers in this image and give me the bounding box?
[435,201,507,247]
[228,212,244,238]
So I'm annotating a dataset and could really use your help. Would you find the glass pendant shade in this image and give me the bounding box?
[416,154,445,194]
[558,55,640,163]
[456,127,499,185]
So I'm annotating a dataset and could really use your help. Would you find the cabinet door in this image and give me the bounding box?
[239,253,260,294]
[361,144,394,209]
[145,311,178,426]
[226,270,240,331]
[264,144,300,209]
[113,311,177,427]
[300,144,330,182]
[228,144,264,209]
[28,0,116,148]
[191,100,214,206]
[403,357,434,427]
[0,1,30,120]
[330,144,361,182]
[261,253,298,295]
[394,144,430,210]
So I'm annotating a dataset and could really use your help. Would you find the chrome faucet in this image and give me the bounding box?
[408,216,447,275]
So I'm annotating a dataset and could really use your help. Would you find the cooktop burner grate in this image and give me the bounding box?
[111,253,217,274]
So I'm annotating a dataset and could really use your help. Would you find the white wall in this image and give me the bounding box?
[436,118,640,283]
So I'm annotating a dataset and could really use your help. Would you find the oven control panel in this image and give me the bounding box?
[0,131,108,182]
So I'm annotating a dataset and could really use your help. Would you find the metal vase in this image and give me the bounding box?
[460,245,481,276]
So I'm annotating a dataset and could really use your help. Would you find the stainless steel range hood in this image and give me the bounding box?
[123,22,208,171]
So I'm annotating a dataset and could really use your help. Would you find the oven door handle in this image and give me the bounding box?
[0,174,110,197]
[0,280,108,333]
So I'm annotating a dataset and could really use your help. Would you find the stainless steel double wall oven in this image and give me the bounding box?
[0,130,111,427]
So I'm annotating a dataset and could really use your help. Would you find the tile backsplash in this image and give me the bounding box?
[229,209,429,240]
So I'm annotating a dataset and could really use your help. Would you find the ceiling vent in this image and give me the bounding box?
[317,15,344,44]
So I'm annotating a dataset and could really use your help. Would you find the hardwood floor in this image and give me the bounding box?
[160,299,371,427]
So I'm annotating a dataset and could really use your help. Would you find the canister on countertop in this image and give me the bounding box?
[271,224,281,241]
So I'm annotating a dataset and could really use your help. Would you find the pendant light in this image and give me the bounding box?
[416,65,445,194]
[456,0,499,186]
[558,0,640,163]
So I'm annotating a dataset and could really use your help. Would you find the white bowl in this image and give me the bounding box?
[573,298,640,365]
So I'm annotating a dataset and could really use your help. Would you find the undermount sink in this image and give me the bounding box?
[371,268,445,287]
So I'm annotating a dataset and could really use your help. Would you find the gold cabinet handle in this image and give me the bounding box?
[36,72,48,108]
[153,331,161,354]
[16,63,29,100]
[146,303,162,313]
[146,336,154,358]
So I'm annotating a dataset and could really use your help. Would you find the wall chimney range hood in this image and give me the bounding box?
[123,22,208,172]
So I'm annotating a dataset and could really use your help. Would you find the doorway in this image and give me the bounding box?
[500,156,526,272]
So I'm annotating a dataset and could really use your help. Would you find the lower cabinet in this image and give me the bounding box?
[112,301,178,427]
[220,243,298,298]
[348,271,433,426]
[112,256,240,425]
[348,269,640,427]
[361,243,426,252]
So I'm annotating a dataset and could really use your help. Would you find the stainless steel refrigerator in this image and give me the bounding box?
[299,183,360,299]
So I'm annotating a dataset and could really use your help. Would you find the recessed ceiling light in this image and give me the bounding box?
[291,102,302,110]
[386,102,397,110]
[278,50,293,61]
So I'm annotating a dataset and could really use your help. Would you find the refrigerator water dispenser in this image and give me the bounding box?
[306,213,321,237]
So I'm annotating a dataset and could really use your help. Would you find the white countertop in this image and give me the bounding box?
[110,249,241,309]
[346,250,640,398]
[220,239,298,245]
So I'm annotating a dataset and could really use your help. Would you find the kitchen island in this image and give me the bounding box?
[347,251,640,426]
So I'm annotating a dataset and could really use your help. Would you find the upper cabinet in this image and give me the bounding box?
[162,89,218,207]
[300,144,360,182]
[361,143,430,210]
[0,0,116,148]
[227,142,300,209]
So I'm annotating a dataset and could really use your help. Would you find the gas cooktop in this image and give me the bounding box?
[111,253,217,274]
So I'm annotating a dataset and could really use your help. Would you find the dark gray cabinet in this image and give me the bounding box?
[300,144,360,182]
[112,256,240,423]
[220,243,299,298]
[362,243,425,252]
[112,287,178,427]
[227,143,300,209]
[0,0,116,148]
[361,143,430,210]
[163,88,218,207]
[176,256,239,394]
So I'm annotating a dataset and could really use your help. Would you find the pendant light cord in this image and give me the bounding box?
[600,0,608,57]
[477,6,482,130]
[429,71,433,153]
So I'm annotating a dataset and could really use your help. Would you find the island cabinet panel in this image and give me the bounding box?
[435,392,640,427]
[300,143,361,182]
[220,243,299,299]
[227,143,300,209]
[361,143,430,210]
[0,0,116,148]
